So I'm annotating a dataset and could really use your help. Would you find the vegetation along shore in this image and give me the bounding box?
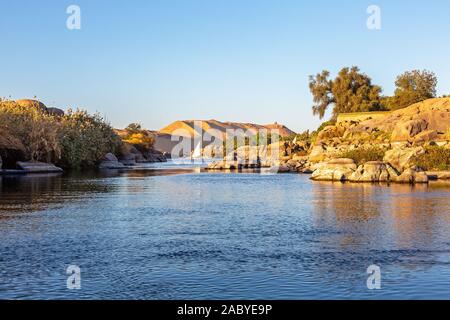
[1,68,449,183]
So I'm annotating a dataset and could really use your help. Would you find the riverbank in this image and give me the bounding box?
[206,98,450,184]
[0,99,168,174]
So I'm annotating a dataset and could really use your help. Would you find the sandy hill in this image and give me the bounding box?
[159,119,296,138]
[154,119,296,154]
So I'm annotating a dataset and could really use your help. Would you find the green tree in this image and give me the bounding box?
[59,109,123,168]
[309,66,383,119]
[387,70,437,110]
[125,123,142,133]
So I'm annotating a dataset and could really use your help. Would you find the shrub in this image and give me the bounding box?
[414,146,450,171]
[337,146,386,165]
[0,100,60,162]
[122,123,155,153]
[59,109,123,168]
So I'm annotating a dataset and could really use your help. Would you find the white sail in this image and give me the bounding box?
[192,141,202,159]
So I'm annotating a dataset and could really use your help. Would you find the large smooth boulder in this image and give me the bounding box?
[413,130,438,144]
[391,119,428,142]
[426,171,450,180]
[348,161,398,182]
[383,147,425,172]
[99,153,125,169]
[15,99,47,112]
[317,125,339,141]
[275,165,291,173]
[16,161,63,173]
[119,152,137,166]
[143,149,167,163]
[206,160,241,170]
[394,168,429,184]
[47,107,65,117]
[311,158,356,181]
[103,153,118,162]
[0,129,26,168]
[308,144,327,162]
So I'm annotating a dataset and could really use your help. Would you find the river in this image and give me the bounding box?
[0,162,449,299]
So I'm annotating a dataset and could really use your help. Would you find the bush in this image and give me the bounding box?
[414,146,450,171]
[0,100,123,168]
[337,146,386,165]
[0,101,60,162]
[122,123,155,153]
[59,109,123,168]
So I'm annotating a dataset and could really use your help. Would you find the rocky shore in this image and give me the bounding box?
[206,98,450,184]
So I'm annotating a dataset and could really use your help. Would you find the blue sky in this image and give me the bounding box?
[1,0,449,132]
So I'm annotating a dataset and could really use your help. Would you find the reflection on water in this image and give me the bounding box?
[0,169,449,299]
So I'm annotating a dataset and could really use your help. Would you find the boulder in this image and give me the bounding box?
[348,161,397,182]
[286,159,299,168]
[292,154,308,162]
[276,165,291,173]
[413,130,438,144]
[15,99,47,112]
[311,158,356,181]
[47,107,65,117]
[103,153,118,162]
[391,119,428,142]
[206,160,242,170]
[426,171,450,180]
[383,147,425,172]
[299,167,313,174]
[143,149,167,163]
[394,168,429,184]
[308,144,327,162]
[0,129,26,168]
[317,125,339,141]
[99,153,125,169]
[16,161,63,173]
[119,152,137,166]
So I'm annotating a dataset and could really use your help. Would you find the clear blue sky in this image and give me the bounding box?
[1,0,449,132]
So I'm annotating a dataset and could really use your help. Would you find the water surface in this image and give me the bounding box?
[0,164,449,299]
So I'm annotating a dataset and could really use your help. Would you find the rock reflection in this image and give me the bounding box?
[311,180,450,273]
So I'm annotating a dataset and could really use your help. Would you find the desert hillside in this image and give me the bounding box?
[154,119,296,154]
[159,119,295,138]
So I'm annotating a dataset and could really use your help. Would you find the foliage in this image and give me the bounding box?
[122,123,155,153]
[309,66,384,119]
[123,133,154,153]
[337,146,386,165]
[386,70,437,110]
[0,100,122,168]
[59,109,123,168]
[125,123,142,133]
[0,100,60,162]
[414,146,450,171]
